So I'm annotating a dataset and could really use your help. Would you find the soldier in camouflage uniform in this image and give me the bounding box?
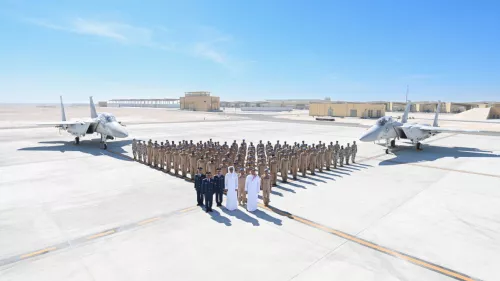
[339,145,345,167]
[147,139,153,166]
[351,141,358,163]
[132,139,137,160]
[345,143,351,165]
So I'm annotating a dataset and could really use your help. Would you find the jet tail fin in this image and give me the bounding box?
[433,101,441,127]
[60,96,67,121]
[401,101,411,123]
[90,96,98,118]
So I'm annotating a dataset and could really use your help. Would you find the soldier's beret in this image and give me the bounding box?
[206,172,212,174]
[198,167,203,170]
[216,168,221,171]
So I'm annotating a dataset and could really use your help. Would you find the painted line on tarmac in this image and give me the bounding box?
[19,247,57,259]
[87,230,116,240]
[0,205,199,268]
[138,217,160,225]
[258,204,480,281]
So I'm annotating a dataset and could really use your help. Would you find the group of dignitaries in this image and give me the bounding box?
[131,138,358,212]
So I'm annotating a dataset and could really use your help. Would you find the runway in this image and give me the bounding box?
[1,116,499,281]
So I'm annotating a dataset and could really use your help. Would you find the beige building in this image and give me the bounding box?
[180,92,220,111]
[489,105,500,119]
[309,102,386,118]
[107,98,179,108]
[221,98,329,109]
[385,101,497,113]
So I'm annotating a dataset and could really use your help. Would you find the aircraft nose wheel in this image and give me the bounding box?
[416,142,422,151]
[102,143,108,150]
[385,149,389,154]
[390,140,396,148]
[75,137,80,145]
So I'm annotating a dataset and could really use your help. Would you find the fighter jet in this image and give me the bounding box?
[37,96,128,149]
[359,101,479,154]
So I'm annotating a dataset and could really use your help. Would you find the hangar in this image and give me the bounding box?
[180,91,221,112]
[309,102,386,118]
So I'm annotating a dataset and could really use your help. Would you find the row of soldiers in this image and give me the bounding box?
[130,139,358,188]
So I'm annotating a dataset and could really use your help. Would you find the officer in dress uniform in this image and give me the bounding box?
[202,172,215,212]
[261,169,272,207]
[238,168,247,205]
[194,167,205,206]
[214,168,225,207]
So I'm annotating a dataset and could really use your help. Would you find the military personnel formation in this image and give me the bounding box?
[131,139,358,211]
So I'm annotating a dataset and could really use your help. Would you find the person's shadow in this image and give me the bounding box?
[309,173,337,181]
[302,176,326,183]
[338,165,361,171]
[326,169,350,176]
[270,190,284,197]
[274,184,296,193]
[248,209,282,226]
[221,207,260,226]
[294,178,317,185]
[208,209,232,226]
[285,182,307,189]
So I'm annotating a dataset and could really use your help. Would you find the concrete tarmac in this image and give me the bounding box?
[1,117,499,281]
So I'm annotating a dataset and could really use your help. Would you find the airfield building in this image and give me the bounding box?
[221,99,329,109]
[107,98,180,108]
[309,102,386,118]
[180,92,221,111]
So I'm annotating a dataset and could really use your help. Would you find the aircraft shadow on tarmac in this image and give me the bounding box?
[17,139,133,161]
[379,145,500,166]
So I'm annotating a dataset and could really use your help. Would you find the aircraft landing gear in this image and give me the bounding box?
[416,142,422,151]
[385,139,392,154]
[390,139,396,148]
[100,134,108,150]
[75,137,80,145]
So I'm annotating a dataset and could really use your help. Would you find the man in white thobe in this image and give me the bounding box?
[245,168,261,212]
[225,166,238,211]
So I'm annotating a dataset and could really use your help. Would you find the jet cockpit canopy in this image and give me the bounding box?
[376,116,393,126]
[100,113,117,123]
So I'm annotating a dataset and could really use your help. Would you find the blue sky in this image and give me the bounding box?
[0,0,499,103]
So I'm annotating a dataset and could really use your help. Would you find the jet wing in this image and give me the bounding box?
[418,126,482,134]
[36,121,93,127]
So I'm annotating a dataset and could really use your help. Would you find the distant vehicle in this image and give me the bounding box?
[36,96,128,149]
[315,117,335,121]
[359,101,480,154]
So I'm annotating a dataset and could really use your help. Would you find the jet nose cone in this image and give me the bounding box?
[110,122,128,138]
[359,126,380,142]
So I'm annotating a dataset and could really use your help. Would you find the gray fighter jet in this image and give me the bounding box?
[37,96,128,149]
[359,101,480,153]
